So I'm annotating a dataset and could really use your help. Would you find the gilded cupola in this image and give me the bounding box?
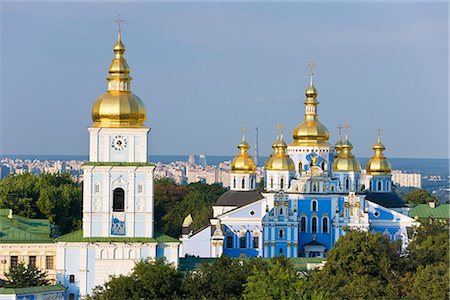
[231,129,256,174]
[265,127,296,172]
[333,125,361,172]
[334,125,343,158]
[291,65,330,147]
[91,31,146,128]
[365,130,392,175]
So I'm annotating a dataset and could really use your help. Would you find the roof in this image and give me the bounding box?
[0,284,65,295]
[179,257,325,272]
[410,204,450,219]
[365,192,406,208]
[56,230,179,243]
[0,209,53,243]
[215,190,264,207]
[304,240,326,247]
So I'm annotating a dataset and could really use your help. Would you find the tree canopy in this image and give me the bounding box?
[403,188,438,205]
[5,261,50,288]
[0,172,82,234]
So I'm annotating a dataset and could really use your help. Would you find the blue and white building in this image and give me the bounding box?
[180,70,417,258]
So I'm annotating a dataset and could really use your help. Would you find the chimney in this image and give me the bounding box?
[428,201,436,208]
[8,209,13,219]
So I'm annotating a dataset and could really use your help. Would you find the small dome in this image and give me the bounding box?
[265,134,295,172]
[333,139,361,172]
[366,134,392,175]
[231,135,256,174]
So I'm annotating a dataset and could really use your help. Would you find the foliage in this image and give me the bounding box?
[0,172,82,234]
[403,188,437,205]
[90,258,183,300]
[409,262,449,300]
[4,261,50,288]
[404,220,449,272]
[181,256,265,300]
[308,230,402,299]
[243,256,306,300]
[154,179,227,237]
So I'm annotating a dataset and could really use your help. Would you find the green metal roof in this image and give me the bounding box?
[410,204,450,219]
[57,230,179,244]
[0,210,52,243]
[0,284,65,295]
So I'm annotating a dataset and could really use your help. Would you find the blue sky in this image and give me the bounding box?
[0,2,448,158]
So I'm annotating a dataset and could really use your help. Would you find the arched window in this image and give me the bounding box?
[378,180,382,191]
[279,229,284,238]
[250,177,254,189]
[322,217,328,233]
[345,178,350,190]
[270,177,274,189]
[321,161,326,170]
[369,181,372,191]
[242,178,245,189]
[355,178,359,190]
[301,217,306,233]
[113,188,125,212]
[279,207,283,215]
[298,162,303,173]
[280,177,284,189]
[331,185,335,192]
[239,236,246,248]
[312,217,317,233]
[312,200,317,211]
[233,178,236,189]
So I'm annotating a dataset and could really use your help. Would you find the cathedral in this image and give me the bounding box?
[180,67,417,258]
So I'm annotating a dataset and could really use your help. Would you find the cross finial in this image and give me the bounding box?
[241,127,246,141]
[114,14,126,33]
[306,61,317,76]
[343,123,350,140]
[337,124,343,140]
[276,123,284,139]
[376,128,383,142]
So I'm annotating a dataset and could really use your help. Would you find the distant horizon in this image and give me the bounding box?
[1,154,449,161]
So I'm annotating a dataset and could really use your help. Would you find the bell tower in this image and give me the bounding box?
[82,29,155,239]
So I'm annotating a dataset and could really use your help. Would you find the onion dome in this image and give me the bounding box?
[291,70,330,146]
[334,125,343,158]
[231,130,256,174]
[91,32,146,128]
[333,126,361,172]
[265,131,296,171]
[365,130,392,175]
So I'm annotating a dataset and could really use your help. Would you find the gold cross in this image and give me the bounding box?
[306,61,317,75]
[241,127,246,141]
[337,124,343,138]
[377,128,383,138]
[343,123,350,139]
[114,14,126,33]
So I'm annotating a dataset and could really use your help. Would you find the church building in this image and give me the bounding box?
[180,66,417,259]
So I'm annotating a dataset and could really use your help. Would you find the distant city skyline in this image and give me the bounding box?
[0,2,448,158]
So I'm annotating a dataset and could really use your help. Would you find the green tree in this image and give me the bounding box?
[182,256,266,300]
[409,262,449,300]
[90,258,183,300]
[403,188,437,205]
[309,230,402,299]
[243,256,306,300]
[0,172,82,234]
[5,261,50,288]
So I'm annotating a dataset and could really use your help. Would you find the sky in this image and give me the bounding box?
[0,1,448,158]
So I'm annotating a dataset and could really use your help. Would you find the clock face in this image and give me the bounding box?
[111,135,127,151]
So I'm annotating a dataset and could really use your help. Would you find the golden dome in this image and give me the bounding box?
[91,32,146,128]
[265,133,296,172]
[366,132,392,175]
[333,129,361,172]
[231,131,256,174]
[291,72,330,146]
